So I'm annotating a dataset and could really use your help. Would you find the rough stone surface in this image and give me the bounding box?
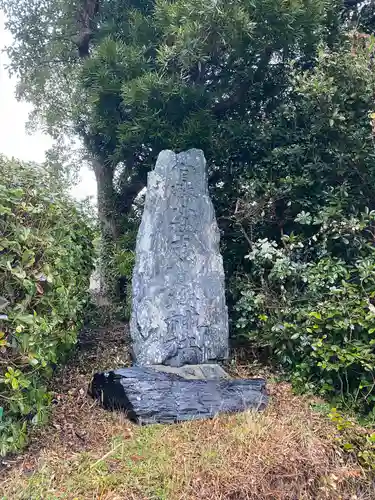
[130,149,229,367]
[90,367,268,424]
[149,363,230,380]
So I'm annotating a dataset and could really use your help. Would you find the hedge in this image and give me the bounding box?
[0,156,94,455]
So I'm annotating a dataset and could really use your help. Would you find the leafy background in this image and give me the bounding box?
[0,156,94,454]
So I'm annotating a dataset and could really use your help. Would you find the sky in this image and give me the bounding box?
[0,11,97,201]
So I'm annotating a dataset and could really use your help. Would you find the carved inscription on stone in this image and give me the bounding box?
[130,149,229,367]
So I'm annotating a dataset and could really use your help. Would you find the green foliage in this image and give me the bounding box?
[0,156,94,455]
[111,224,137,320]
[234,42,375,413]
[1,0,345,298]
[77,0,338,168]
[0,0,80,138]
[76,0,345,298]
[236,201,375,412]
[329,408,375,470]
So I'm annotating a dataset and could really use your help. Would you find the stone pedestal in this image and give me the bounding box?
[90,367,268,424]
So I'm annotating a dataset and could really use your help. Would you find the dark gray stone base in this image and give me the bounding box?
[89,366,268,425]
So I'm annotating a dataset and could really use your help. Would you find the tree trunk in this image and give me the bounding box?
[93,158,119,301]
[92,156,146,303]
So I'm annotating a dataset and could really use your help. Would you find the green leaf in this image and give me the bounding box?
[21,250,35,268]
[308,312,322,320]
[15,314,35,325]
[11,378,19,390]
[10,267,27,280]
[0,205,12,215]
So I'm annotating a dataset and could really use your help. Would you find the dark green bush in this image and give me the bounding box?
[234,44,375,415]
[236,203,375,413]
[0,156,94,455]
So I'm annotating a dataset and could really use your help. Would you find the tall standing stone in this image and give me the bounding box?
[130,149,229,367]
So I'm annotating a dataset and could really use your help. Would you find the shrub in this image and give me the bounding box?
[0,156,94,455]
[236,198,375,414]
[329,408,375,470]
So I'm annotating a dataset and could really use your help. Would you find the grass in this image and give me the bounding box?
[0,324,374,499]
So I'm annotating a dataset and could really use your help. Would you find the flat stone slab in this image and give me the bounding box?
[89,366,268,425]
[149,363,230,380]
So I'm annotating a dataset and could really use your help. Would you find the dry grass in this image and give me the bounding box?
[0,324,373,500]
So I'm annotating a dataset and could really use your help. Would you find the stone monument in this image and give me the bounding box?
[90,149,267,424]
[130,149,228,367]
